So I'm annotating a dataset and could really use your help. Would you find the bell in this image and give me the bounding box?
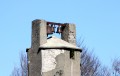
[47,25,53,35]
[51,24,55,33]
[56,26,62,34]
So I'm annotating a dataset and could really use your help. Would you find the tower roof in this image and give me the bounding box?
[40,36,82,51]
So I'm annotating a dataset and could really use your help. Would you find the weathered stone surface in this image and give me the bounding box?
[41,49,64,72]
[32,19,47,50]
[28,19,47,76]
[61,23,76,45]
[27,20,81,76]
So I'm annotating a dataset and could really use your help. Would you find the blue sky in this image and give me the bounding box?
[0,0,120,76]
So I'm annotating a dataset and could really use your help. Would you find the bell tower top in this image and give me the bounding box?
[32,19,76,47]
[27,19,81,76]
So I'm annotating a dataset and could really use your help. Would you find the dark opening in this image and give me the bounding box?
[70,50,75,59]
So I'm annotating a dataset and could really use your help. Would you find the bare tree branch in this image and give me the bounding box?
[11,52,28,76]
[112,58,120,76]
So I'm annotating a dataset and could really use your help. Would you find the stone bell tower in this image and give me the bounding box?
[26,19,82,76]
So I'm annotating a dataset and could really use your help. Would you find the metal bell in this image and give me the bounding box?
[56,26,62,34]
[51,24,55,33]
[47,25,53,35]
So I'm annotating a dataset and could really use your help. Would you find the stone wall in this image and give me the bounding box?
[61,23,76,46]
[41,49,65,76]
[28,19,47,76]
[27,19,81,76]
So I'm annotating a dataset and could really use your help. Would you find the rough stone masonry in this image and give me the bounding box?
[26,19,82,76]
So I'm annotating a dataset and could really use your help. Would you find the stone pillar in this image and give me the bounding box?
[61,23,76,45]
[32,19,47,50]
[61,23,81,76]
[28,19,47,76]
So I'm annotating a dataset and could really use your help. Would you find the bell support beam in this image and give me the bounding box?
[47,21,66,26]
[46,21,67,35]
